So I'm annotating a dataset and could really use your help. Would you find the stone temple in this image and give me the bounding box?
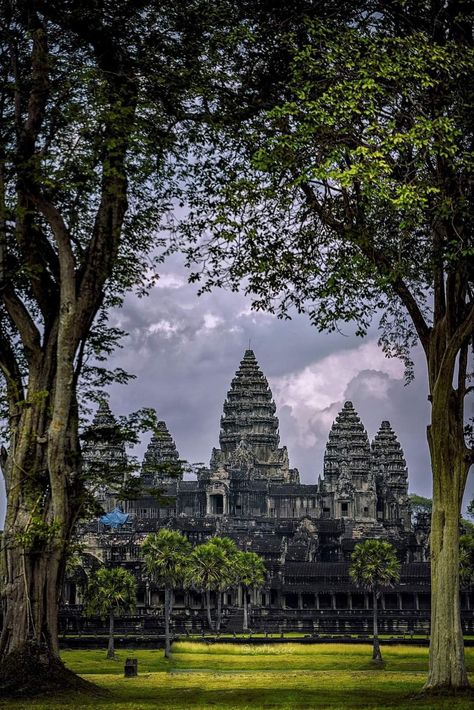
[64,350,473,636]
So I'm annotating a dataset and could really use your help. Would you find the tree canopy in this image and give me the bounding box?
[176,1,473,691]
[0,0,235,687]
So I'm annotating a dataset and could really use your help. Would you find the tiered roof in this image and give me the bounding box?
[219,349,279,453]
[371,420,408,487]
[210,349,297,481]
[82,401,129,497]
[142,420,182,484]
[82,400,128,469]
[323,401,372,479]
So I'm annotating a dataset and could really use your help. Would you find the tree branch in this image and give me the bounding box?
[433,303,474,398]
[2,287,41,362]
[29,193,76,293]
[299,179,431,353]
[0,323,24,408]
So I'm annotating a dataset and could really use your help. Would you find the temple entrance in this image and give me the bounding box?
[376,497,385,520]
[209,493,224,515]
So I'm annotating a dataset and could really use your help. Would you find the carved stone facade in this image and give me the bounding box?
[121,350,411,533]
[62,350,467,637]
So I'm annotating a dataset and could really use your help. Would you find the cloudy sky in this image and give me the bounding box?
[0,253,472,523]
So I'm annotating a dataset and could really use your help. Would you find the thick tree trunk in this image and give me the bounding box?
[0,403,78,657]
[424,390,470,691]
[205,589,214,631]
[164,587,171,658]
[0,386,84,696]
[372,590,382,663]
[107,610,115,659]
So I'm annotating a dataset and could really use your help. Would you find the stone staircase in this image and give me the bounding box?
[224,608,245,634]
[348,521,386,539]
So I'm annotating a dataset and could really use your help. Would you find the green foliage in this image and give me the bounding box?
[459,533,474,588]
[83,567,136,620]
[350,540,401,593]
[207,536,239,590]
[409,494,432,516]
[188,541,228,592]
[235,551,266,590]
[176,5,474,380]
[141,529,191,590]
[14,518,62,552]
[467,499,474,520]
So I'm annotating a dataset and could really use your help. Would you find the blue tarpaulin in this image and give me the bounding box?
[100,507,129,528]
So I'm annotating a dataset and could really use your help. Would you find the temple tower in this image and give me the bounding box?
[321,401,376,519]
[210,349,298,483]
[371,421,410,527]
[142,420,182,486]
[82,400,128,507]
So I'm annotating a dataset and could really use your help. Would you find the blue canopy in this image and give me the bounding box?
[100,507,129,528]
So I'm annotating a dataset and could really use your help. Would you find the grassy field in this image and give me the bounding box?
[1,642,473,710]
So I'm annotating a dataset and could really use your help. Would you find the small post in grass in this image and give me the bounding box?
[124,658,138,677]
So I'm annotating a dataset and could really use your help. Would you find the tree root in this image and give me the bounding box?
[413,685,473,699]
[0,643,106,699]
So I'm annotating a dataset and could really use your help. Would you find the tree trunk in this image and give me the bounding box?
[107,610,115,659]
[0,381,86,697]
[216,591,222,632]
[164,587,171,659]
[205,589,214,631]
[0,399,81,656]
[424,387,470,690]
[243,587,248,631]
[372,589,382,663]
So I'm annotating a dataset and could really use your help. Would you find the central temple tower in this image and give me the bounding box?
[209,349,299,484]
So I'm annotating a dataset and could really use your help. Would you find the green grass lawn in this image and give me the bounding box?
[1,643,473,710]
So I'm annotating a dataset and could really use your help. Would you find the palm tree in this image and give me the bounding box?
[142,529,191,658]
[83,566,136,659]
[207,537,238,631]
[188,542,227,631]
[235,551,266,632]
[350,539,401,663]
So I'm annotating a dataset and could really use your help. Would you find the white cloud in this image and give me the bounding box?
[147,320,179,337]
[270,340,404,449]
[237,304,273,321]
[154,273,186,289]
[202,313,224,330]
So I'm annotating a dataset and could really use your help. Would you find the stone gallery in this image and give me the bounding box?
[64,351,473,636]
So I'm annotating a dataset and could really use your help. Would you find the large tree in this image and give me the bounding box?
[178,1,474,692]
[0,0,227,692]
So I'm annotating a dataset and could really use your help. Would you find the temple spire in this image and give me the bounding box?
[323,401,372,481]
[82,400,128,505]
[211,349,298,482]
[142,420,181,485]
[219,349,279,454]
[371,420,408,487]
[371,421,410,527]
[321,401,376,519]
